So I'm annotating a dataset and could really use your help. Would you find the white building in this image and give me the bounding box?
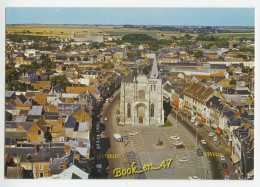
[119,57,164,126]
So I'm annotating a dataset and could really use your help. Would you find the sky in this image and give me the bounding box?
[6,8,255,26]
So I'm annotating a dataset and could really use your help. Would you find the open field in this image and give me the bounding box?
[6,25,254,40]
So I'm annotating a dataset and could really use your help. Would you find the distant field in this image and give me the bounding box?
[209,33,255,39]
[6,25,255,40]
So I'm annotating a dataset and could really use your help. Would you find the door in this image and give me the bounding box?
[139,116,143,123]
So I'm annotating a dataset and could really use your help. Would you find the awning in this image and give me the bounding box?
[172,100,179,108]
[201,117,206,122]
[231,153,240,164]
[215,127,222,135]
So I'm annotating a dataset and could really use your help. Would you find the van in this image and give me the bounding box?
[191,116,195,123]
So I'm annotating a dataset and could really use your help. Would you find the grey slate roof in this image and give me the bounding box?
[64,116,77,128]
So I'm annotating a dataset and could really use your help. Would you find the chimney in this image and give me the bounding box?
[63,161,67,171]
[56,153,60,158]
[52,86,54,95]
[210,102,212,106]
[40,141,44,148]
[50,157,53,164]
[49,142,51,150]
[34,144,38,155]
[59,92,62,98]
[78,142,83,147]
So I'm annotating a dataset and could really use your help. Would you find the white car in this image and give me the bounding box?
[174,141,182,146]
[220,155,225,161]
[194,122,199,126]
[201,140,206,144]
[188,176,201,180]
[104,117,108,121]
[105,98,110,103]
[179,157,189,163]
[129,131,139,136]
[213,136,218,142]
[208,132,215,137]
[170,136,180,140]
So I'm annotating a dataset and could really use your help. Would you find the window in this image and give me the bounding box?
[138,90,145,99]
[127,103,131,118]
[151,85,153,90]
[151,104,154,117]
[39,172,44,178]
[154,85,156,90]
[39,165,44,170]
[38,130,41,135]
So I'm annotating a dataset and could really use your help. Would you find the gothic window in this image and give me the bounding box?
[127,103,131,118]
[150,85,153,90]
[154,85,156,90]
[151,104,154,117]
[138,90,145,99]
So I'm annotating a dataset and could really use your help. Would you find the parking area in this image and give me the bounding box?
[115,123,212,179]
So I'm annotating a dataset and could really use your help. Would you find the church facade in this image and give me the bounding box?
[119,58,164,126]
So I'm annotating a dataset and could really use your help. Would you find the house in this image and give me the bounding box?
[25,118,47,142]
[20,70,38,84]
[183,82,214,123]
[64,116,77,139]
[73,122,90,140]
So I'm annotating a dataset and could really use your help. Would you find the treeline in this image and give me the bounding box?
[6,34,48,43]
[117,34,173,51]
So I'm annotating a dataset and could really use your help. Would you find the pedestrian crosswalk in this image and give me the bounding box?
[204,152,222,157]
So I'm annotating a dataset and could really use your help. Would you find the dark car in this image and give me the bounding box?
[122,135,129,139]
[197,148,203,156]
[176,144,185,149]
[215,141,220,147]
[198,123,203,128]
[222,162,228,169]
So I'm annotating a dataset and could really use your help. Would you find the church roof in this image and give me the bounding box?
[150,57,159,79]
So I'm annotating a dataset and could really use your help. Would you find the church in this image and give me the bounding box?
[119,57,164,126]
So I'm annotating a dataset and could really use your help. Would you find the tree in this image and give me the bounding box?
[230,78,236,85]
[50,75,70,90]
[69,56,75,61]
[6,69,19,84]
[77,56,81,61]
[194,50,204,58]
[132,69,138,78]
[201,79,207,83]
[184,34,192,40]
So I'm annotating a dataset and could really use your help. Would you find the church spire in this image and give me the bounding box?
[150,57,159,79]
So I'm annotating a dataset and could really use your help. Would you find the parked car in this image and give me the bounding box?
[197,148,203,156]
[208,132,215,137]
[215,141,220,147]
[224,171,229,176]
[198,123,203,128]
[96,135,101,141]
[220,155,225,161]
[222,162,228,169]
[213,136,218,142]
[188,176,200,180]
[224,175,230,180]
[194,122,199,126]
[96,144,100,150]
[104,117,108,121]
[129,131,138,136]
[174,141,182,146]
[179,157,189,163]
[105,98,110,103]
[170,136,180,140]
[176,144,185,149]
[201,140,206,144]
[113,133,123,142]
[126,151,135,156]
[122,135,129,139]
